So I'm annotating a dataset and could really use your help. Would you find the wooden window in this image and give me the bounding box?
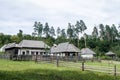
[22,51,25,55]
[26,51,29,55]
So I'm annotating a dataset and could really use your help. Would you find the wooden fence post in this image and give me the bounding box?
[76,53,78,62]
[114,65,116,76]
[51,55,54,63]
[57,56,59,67]
[82,62,84,71]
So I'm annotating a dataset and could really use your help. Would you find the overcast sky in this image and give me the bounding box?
[0,0,120,35]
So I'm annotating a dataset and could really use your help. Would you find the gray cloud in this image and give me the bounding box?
[0,0,120,35]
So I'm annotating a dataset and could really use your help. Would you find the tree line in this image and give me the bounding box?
[0,20,120,57]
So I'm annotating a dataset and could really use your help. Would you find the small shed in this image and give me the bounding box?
[80,48,96,59]
[105,51,116,59]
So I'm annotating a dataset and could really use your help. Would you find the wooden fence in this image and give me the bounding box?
[81,62,120,76]
[35,55,58,63]
[58,60,120,76]
[0,54,10,59]
[0,54,120,76]
[35,55,115,74]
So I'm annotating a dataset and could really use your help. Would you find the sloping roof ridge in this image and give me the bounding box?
[106,51,115,54]
[7,42,16,46]
[69,43,76,49]
[7,42,16,45]
[81,47,96,54]
[59,42,69,44]
[57,42,69,46]
[69,43,81,52]
[19,40,24,46]
[22,39,43,42]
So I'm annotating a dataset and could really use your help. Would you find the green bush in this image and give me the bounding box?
[0,51,4,55]
[101,56,113,60]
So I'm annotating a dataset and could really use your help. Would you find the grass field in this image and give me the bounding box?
[0,59,120,80]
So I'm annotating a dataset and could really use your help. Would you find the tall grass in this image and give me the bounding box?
[0,59,119,80]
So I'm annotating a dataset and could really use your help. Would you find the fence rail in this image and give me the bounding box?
[0,54,10,59]
[35,55,120,76]
[57,58,120,76]
[1,54,120,76]
[82,62,120,76]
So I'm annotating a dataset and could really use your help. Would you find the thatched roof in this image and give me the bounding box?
[80,48,96,55]
[5,40,50,49]
[105,51,115,56]
[51,42,80,53]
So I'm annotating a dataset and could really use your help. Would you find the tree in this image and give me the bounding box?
[80,20,87,48]
[10,35,19,43]
[79,20,87,33]
[75,21,81,47]
[72,25,78,39]
[17,29,23,41]
[105,25,111,41]
[56,27,61,38]
[61,29,66,38]
[118,24,120,39]
[98,41,111,54]
[50,26,55,37]
[67,23,74,39]
[33,21,43,37]
[43,22,50,38]
[32,32,37,37]
[23,34,32,40]
[111,24,119,42]
[75,21,81,34]
[83,33,87,47]
[99,24,105,40]
[92,26,98,39]
[75,20,87,47]
[0,33,11,47]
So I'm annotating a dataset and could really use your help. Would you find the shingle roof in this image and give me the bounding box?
[5,43,19,49]
[80,48,96,55]
[5,40,50,49]
[51,42,80,53]
[19,40,50,48]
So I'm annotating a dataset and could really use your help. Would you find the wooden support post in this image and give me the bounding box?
[82,62,84,71]
[51,55,54,63]
[114,65,116,76]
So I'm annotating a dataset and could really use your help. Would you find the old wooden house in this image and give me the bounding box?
[5,40,50,60]
[50,42,81,57]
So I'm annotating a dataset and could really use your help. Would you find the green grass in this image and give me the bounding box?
[0,59,120,80]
